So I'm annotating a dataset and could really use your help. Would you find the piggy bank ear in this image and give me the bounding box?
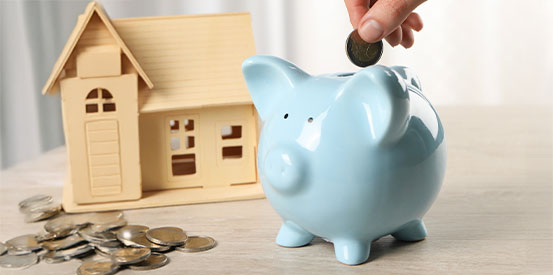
[337,65,410,145]
[242,56,308,121]
[391,66,421,90]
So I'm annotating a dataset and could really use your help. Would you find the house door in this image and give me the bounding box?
[84,88,122,196]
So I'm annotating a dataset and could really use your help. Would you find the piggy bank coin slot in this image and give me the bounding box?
[336,72,355,77]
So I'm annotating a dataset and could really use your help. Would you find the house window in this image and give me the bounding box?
[220,124,244,160]
[170,120,179,133]
[85,88,115,114]
[172,154,196,175]
[221,125,242,139]
[168,116,198,176]
[184,119,194,131]
[222,146,243,159]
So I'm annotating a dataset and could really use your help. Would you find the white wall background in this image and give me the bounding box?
[1,0,552,168]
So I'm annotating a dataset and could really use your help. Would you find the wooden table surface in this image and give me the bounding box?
[1,106,551,274]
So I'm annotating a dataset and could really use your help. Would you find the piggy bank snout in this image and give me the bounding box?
[263,146,305,194]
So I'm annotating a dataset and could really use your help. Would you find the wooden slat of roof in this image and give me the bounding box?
[112,13,256,113]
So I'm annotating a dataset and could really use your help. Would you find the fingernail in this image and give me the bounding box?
[359,19,384,42]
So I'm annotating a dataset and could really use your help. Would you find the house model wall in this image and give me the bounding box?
[42,1,263,212]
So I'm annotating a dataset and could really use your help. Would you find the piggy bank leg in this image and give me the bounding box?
[392,220,427,241]
[333,239,371,265]
[276,221,314,247]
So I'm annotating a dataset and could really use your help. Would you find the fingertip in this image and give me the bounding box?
[358,18,385,43]
[385,26,402,47]
[406,12,423,32]
[400,25,414,48]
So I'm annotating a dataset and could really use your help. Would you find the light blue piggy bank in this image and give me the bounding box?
[242,56,446,265]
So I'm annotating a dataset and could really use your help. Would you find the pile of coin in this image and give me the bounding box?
[19,195,62,223]
[345,29,383,67]
[0,195,217,273]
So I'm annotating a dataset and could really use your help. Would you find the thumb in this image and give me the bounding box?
[358,0,425,43]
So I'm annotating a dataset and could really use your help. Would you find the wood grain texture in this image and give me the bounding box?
[0,106,551,274]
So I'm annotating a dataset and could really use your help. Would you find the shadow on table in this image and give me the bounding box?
[310,236,418,263]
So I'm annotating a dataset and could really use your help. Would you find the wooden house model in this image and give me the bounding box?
[42,1,263,212]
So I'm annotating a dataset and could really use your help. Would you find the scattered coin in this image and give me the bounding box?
[36,231,56,242]
[45,212,123,234]
[42,243,94,263]
[92,244,121,258]
[41,253,66,264]
[41,234,86,251]
[86,212,124,226]
[120,232,172,252]
[24,203,61,223]
[77,260,119,275]
[116,225,169,251]
[19,195,53,212]
[36,231,63,242]
[95,242,121,249]
[44,215,77,235]
[3,195,218,272]
[89,218,127,233]
[115,225,149,245]
[22,200,55,211]
[0,252,38,269]
[116,225,149,237]
[345,29,383,67]
[22,200,59,213]
[128,252,169,270]
[0,242,6,255]
[176,236,216,252]
[78,226,119,246]
[6,234,41,255]
[35,248,48,259]
[110,247,151,265]
[146,227,187,246]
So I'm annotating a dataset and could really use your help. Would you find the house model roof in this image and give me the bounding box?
[113,13,256,113]
[42,1,256,113]
[41,2,153,96]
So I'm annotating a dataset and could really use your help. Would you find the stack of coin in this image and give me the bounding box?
[0,234,41,269]
[116,225,171,252]
[19,195,62,223]
[0,194,218,273]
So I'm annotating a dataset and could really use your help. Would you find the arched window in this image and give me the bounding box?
[85,88,116,114]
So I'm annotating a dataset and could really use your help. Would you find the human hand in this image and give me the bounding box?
[344,0,426,48]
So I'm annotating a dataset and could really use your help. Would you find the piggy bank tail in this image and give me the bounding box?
[391,66,422,91]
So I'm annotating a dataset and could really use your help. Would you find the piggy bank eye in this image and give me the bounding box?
[307,117,313,123]
[284,113,289,119]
